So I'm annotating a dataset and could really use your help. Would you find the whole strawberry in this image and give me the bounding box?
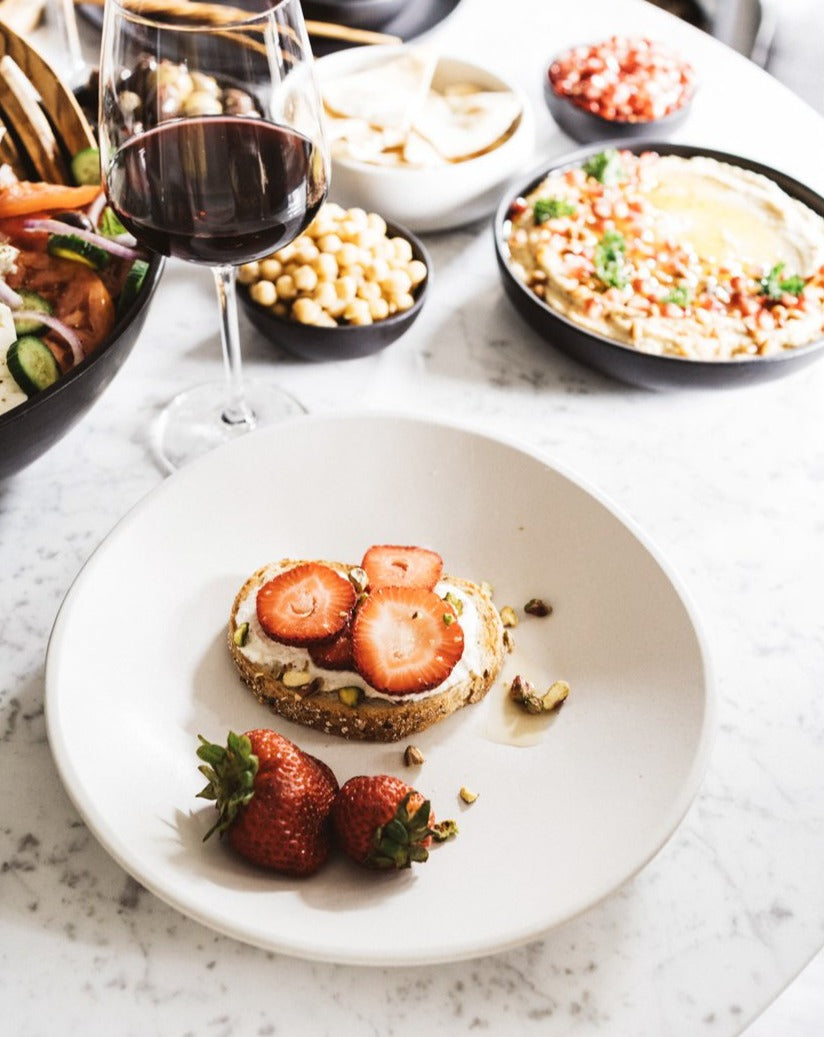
[332,774,437,869]
[197,729,338,877]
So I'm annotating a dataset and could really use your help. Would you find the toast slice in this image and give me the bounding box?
[228,558,505,742]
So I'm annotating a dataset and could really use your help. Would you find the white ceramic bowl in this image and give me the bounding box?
[315,46,535,233]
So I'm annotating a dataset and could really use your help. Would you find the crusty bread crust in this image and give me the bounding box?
[228,559,505,742]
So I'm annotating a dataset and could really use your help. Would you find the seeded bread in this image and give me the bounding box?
[228,559,505,742]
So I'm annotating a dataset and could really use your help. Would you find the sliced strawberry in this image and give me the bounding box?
[256,563,355,647]
[351,586,464,695]
[361,544,443,591]
[308,624,355,670]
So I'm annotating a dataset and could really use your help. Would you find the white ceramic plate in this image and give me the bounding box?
[45,413,714,966]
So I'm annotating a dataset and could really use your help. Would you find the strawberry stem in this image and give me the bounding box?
[196,731,259,841]
[367,793,433,869]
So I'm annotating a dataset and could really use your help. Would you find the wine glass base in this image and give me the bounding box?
[153,381,306,473]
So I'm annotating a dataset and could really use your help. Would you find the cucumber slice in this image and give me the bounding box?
[71,146,101,186]
[47,233,109,270]
[116,259,149,319]
[13,290,54,336]
[6,336,60,395]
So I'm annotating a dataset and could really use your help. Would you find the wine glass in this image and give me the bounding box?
[98,0,329,470]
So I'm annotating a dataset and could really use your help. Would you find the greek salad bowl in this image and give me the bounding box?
[0,242,163,480]
[0,22,164,480]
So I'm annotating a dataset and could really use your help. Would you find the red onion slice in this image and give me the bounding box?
[22,219,145,261]
[14,309,84,366]
[0,278,23,309]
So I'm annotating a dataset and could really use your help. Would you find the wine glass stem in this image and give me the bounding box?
[212,264,255,429]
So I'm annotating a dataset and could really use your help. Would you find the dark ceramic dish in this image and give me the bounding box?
[301,0,410,30]
[0,255,164,479]
[240,220,430,362]
[493,141,824,390]
[543,72,693,144]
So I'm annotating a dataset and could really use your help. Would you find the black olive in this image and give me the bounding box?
[55,211,94,232]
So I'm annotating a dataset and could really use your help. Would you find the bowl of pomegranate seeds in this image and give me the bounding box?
[544,36,696,143]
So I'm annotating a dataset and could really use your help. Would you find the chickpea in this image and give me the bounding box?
[190,71,220,96]
[393,292,416,313]
[313,282,338,310]
[292,297,323,325]
[183,91,222,117]
[357,280,381,302]
[390,236,414,263]
[317,233,343,254]
[368,296,390,321]
[364,257,390,283]
[346,207,369,229]
[275,273,297,301]
[293,237,320,264]
[249,279,276,307]
[371,238,394,262]
[259,257,282,281]
[366,211,387,237]
[380,269,413,298]
[293,264,318,293]
[337,241,361,268]
[334,276,357,303]
[343,298,373,325]
[408,259,427,287]
[237,261,260,285]
[312,252,338,281]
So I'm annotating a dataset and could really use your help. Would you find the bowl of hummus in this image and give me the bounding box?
[494,142,824,389]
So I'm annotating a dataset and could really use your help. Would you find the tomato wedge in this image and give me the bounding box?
[6,250,115,366]
[0,180,101,219]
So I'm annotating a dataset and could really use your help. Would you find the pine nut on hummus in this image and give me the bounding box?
[505,148,824,360]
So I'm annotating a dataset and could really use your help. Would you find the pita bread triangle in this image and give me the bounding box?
[322,49,437,133]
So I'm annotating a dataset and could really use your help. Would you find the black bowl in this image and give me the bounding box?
[239,220,430,362]
[493,141,824,390]
[543,75,693,144]
[0,255,164,479]
[301,0,410,31]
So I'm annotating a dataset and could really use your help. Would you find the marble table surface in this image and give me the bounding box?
[2,0,824,1034]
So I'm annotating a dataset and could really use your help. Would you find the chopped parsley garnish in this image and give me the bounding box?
[593,229,628,289]
[582,149,625,185]
[759,262,806,299]
[663,284,691,308]
[533,196,577,224]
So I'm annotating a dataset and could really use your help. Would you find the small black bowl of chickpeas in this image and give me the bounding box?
[237,203,430,361]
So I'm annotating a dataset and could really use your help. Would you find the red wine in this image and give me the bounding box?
[106,117,327,265]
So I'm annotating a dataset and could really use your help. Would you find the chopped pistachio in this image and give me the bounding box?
[232,621,249,647]
[502,628,515,653]
[459,786,479,804]
[508,674,534,702]
[443,590,464,616]
[509,674,569,714]
[404,744,425,766]
[281,667,314,688]
[524,598,553,617]
[348,566,369,594]
[432,819,459,841]
[541,680,570,711]
[499,605,518,628]
[443,612,456,626]
[337,685,364,707]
